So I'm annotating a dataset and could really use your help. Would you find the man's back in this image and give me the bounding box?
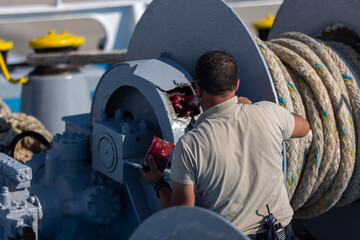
[171,97,294,234]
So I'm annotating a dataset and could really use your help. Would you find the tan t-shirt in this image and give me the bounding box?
[170,96,295,235]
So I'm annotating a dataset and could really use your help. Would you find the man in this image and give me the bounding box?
[141,50,310,238]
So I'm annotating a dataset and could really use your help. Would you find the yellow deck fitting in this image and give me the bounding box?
[29,29,85,50]
[0,39,13,51]
[253,14,275,30]
[0,39,28,84]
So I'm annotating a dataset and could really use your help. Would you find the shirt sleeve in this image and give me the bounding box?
[271,103,295,140]
[170,138,197,185]
[257,101,295,140]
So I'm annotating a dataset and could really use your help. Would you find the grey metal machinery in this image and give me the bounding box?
[0,0,359,239]
[20,31,92,135]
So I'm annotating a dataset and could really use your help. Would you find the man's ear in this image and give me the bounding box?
[235,78,240,92]
[195,82,203,98]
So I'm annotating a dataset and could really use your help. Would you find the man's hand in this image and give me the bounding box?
[238,96,252,104]
[140,155,163,185]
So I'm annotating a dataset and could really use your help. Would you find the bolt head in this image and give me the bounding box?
[93,188,100,196]
[88,197,95,204]
[100,186,108,192]
[97,216,103,224]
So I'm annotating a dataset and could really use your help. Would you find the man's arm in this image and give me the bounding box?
[158,181,195,208]
[141,155,195,209]
[291,113,310,138]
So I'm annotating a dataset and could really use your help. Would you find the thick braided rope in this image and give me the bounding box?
[271,38,355,211]
[8,113,52,158]
[276,33,350,98]
[275,32,360,207]
[304,148,340,208]
[327,41,360,81]
[282,65,324,211]
[275,60,307,200]
[0,98,52,161]
[0,98,11,119]
[265,42,352,218]
[282,64,313,152]
[322,43,360,206]
[252,35,300,198]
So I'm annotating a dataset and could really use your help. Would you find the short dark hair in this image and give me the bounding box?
[195,50,239,96]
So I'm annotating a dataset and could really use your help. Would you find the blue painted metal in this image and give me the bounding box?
[126,0,277,103]
[91,58,196,144]
[0,153,40,240]
[2,97,20,112]
[269,0,360,39]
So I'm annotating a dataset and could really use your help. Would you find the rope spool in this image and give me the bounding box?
[255,30,360,218]
[0,98,52,161]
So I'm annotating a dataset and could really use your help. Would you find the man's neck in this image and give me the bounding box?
[200,92,235,111]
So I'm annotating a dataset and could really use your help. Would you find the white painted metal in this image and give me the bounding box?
[0,0,151,51]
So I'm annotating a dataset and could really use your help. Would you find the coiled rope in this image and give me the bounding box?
[0,98,52,161]
[253,31,360,218]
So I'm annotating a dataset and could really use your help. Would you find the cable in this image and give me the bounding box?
[8,131,51,159]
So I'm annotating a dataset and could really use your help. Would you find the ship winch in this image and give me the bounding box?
[0,0,359,239]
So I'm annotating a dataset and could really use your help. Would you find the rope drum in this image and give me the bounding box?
[254,31,360,218]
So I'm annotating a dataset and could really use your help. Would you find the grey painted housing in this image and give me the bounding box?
[126,0,277,103]
[269,0,360,39]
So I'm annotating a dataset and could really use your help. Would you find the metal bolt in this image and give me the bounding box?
[115,204,121,210]
[93,188,100,196]
[1,186,9,193]
[90,211,97,217]
[97,216,103,224]
[112,212,118,218]
[114,195,120,202]
[100,186,108,192]
[108,189,114,195]
[54,133,61,142]
[88,197,95,204]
